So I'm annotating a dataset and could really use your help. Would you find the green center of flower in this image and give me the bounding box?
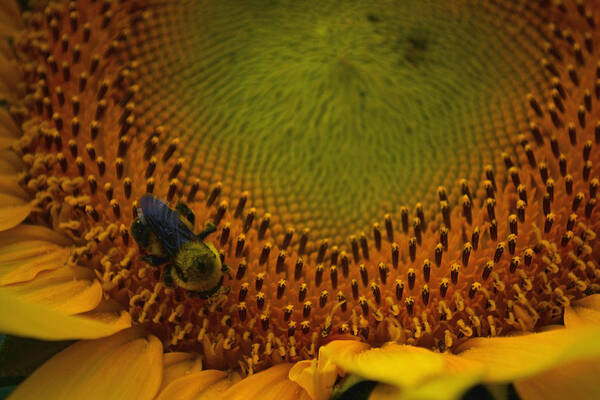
[134,0,548,242]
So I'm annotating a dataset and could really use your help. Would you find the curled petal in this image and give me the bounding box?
[323,340,484,399]
[290,340,369,400]
[322,341,445,388]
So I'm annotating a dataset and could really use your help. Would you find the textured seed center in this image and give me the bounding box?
[136,0,547,242]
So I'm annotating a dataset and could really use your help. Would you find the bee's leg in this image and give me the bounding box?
[196,284,220,300]
[175,202,195,226]
[197,221,217,240]
[193,290,210,300]
[221,264,232,280]
[161,264,174,287]
[141,255,169,266]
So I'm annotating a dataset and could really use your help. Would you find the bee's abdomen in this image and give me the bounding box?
[173,242,222,292]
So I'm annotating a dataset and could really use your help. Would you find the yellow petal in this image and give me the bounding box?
[262,378,307,400]
[0,59,20,94]
[0,109,20,139]
[290,340,369,400]
[0,244,70,285]
[163,351,195,367]
[0,176,27,198]
[564,294,600,328]
[9,328,163,400]
[0,223,71,246]
[155,370,228,400]
[2,266,102,314]
[369,384,401,400]
[221,363,297,400]
[76,298,133,333]
[0,150,24,174]
[389,372,482,400]
[159,352,203,391]
[0,109,20,146]
[368,372,484,400]
[0,287,130,340]
[0,232,72,285]
[0,194,35,231]
[155,351,243,400]
[195,371,243,400]
[0,0,22,32]
[515,357,600,400]
[0,240,66,263]
[323,341,484,400]
[0,136,17,150]
[455,325,600,382]
[322,342,445,388]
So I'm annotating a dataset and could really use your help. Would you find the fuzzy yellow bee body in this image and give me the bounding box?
[130,195,229,299]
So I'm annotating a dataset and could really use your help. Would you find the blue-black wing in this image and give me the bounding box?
[140,195,196,258]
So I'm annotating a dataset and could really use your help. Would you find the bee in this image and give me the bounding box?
[130,195,230,299]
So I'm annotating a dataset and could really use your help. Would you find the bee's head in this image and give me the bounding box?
[130,218,150,247]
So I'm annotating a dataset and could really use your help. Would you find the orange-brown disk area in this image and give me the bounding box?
[6,0,600,375]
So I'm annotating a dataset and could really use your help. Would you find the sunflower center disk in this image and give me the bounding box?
[134,0,547,243]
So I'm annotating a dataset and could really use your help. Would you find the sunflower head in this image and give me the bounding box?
[1,0,600,388]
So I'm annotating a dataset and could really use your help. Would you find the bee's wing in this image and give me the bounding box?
[140,195,196,257]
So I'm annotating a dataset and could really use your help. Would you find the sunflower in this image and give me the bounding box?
[1,0,600,399]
